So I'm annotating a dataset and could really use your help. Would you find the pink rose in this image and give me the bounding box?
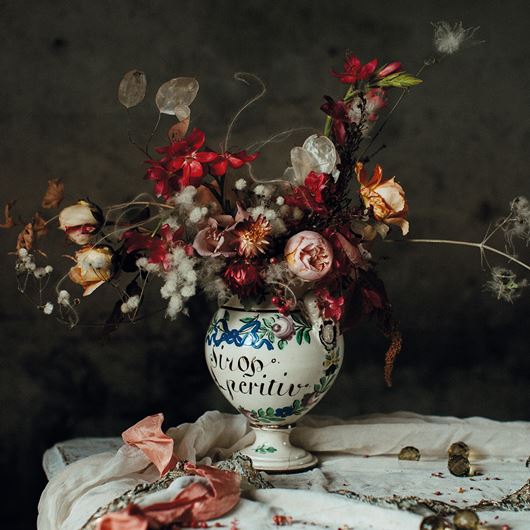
[284,230,333,281]
[192,205,249,257]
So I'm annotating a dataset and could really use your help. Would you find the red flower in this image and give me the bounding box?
[145,129,218,199]
[223,261,263,298]
[315,287,345,321]
[304,171,330,203]
[285,185,329,216]
[210,150,258,177]
[377,61,402,79]
[332,53,378,84]
[320,96,350,145]
[123,224,193,271]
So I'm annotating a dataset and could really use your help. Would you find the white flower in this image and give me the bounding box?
[57,290,71,306]
[18,248,28,258]
[235,178,247,191]
[43,302,54,315]
[173,186,197,205]
[276,196,285,206]
[44,265,53,274]
[504,196,530,248]
[432,21,481,55]
[189,206,208,223]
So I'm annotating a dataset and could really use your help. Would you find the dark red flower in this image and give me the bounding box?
[223,261,263,298]
[145,129,218,199]
[332,53,378,84]
[210,150,259,177]
[315,287,345,321]
[304,171,330,203]
[320,96,350,145]
[123,224,193,271]
[285,184,329,215]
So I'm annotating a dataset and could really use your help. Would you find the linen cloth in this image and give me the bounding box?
[38,411,530,530]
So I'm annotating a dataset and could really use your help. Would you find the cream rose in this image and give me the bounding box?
[59,200,102,245]
[284,230,333,281]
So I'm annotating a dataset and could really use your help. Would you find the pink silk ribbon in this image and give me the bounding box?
[97,415,241,529]
[121,413,176,476]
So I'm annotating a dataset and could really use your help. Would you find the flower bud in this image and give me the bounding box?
[377,61,402,79]
[68,245,115,296]
[59,200,103,245]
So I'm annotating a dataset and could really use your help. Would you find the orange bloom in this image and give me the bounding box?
[234,215,271,258]
[355,162,409,235]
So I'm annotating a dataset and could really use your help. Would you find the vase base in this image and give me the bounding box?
[240,424,318,473]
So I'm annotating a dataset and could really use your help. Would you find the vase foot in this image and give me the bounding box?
[240,424,318,473]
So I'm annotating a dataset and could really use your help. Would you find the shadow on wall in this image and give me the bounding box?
[0,1,529,529]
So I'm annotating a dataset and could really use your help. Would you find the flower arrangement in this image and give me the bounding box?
[3,22,528,386]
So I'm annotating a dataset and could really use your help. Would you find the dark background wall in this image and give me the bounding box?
[0,1,529,528]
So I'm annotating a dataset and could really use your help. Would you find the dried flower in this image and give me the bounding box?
[223,261,263,298]
[315,287,345,321]
[504,196,530,248]
[284,231,333,281]
[43,302,54,315]
[432,21,481,55]
[235,178,247,191]
[234,215,272,258]
[59,200,102,245]
[68,245,115,296]
[355,162,409,235]
[484,267,528,302]
[0,202,15,229]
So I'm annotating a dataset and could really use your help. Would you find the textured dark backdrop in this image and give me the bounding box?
[1,1,529,528]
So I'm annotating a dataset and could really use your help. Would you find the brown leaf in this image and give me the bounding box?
[16,223,34,252]
[33,212,48,239]
[41,178,64,209]
[168,118,190,142]
[0,201,15,229]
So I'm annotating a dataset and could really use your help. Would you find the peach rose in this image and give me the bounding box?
[355,162,409,235]
[284,230,333,281]
[59,200,102,245]
[68,245,114,296]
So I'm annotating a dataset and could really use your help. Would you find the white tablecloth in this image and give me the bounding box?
[38,411,530,530]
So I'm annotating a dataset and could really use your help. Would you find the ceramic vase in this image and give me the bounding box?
[204,293,344,472]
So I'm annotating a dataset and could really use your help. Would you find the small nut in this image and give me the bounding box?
[448,455,470,477]
[448,441,470,459]
[398,446,421,461]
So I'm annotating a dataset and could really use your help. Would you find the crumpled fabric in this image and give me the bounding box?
[96,465,240,529]
[38,411,530,530]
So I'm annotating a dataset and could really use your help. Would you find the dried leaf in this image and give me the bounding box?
[33,212,48,239]
[118,69,147,108]
[156,77,199,115]
[41,178,64,209]
[16,223,34,252]
[377,72,423,88]
[168,118,190,142]
[0,201,15,229]
[174,104,190,121]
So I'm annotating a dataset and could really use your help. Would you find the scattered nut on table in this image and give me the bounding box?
[448,455,471,477]
[398,446,421,461]
[453,508,479,529]
[448,441,470,459]
[420,515,453,530]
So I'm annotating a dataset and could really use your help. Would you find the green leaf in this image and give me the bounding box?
[257,408,266,417]
[266,407,275,416]
[223,310,229,320]
[278,340,286,350]
[263,317,274,327]
[267,331,275,342]
[377,72,423,88]
[240,316,256,323]
[293,399,301,411]
[314,384,321,392]
[303,329,311,344]
[266,446,277,453]
[296,329,303,345]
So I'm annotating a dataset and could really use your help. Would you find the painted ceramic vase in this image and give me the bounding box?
[204,293,344,472]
